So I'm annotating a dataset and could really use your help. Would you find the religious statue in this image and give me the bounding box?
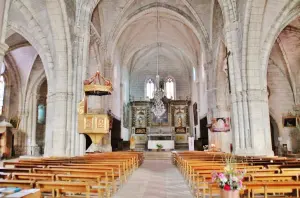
[177,116,183,127]
[130,135,135,151]
[138,117,143,126]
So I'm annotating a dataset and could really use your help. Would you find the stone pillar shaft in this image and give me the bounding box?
[26,96,33,155]
[224,23,246,153]
[31,94,39,146]
[0,0,10,72]
[52,92,68,156]
[44,93,55,156]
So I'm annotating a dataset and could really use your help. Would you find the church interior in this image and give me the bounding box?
[0,0,300,197]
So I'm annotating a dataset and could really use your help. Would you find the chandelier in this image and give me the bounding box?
[151,0,166,118]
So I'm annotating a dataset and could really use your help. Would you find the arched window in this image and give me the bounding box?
[165,77,175,99]
[193,67,197,81]
[145,79,155,99]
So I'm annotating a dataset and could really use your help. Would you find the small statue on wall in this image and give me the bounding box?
[177,116,183,128]
[138,116,143,126]
[130,134,135,151]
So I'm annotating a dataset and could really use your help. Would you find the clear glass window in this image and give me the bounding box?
[146,79,155,99]
[165,77,175,99]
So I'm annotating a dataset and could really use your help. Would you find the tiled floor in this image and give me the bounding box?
[113,160,193,198]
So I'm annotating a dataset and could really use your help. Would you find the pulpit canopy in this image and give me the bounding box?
[83,71,113,96]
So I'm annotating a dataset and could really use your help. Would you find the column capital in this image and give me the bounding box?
[55,92,68,101]
[23,111,29,117]
[293,105,300,113]
[223,21,239,34]
[246,89,268,102]
[47,92,55,103]
[35,94,40,100]
[0,43,8,55]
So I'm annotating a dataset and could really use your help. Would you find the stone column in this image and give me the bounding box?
[245,89,273,156]
[52,92,68,156]
[44,92,55,156]
[0,43,8,64]
[17,110,28,156]
[31,94,39,156]
[26,96,33,155]
[65,92,73,156]
[223,22,249,155]
[0,0,10,72]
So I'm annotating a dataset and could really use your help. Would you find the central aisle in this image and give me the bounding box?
[113,159,193,198]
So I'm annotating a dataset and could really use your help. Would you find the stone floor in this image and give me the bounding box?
[113,159,193,198]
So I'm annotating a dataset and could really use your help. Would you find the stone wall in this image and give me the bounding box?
[130,55,190,100]
[268,42,295,151]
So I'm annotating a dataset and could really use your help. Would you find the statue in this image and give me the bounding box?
[177,116,183,127]
[130,135,135,151]
[138,117,143,126]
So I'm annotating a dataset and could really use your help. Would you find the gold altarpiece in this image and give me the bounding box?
[130,99,191,145]
[78,71,113,152]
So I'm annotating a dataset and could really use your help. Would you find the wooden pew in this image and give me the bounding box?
[243,181,300,198]
[12,173,55,182]
[0,180,34,189]
[62,163,126,183]
[0,168,31,173]
[56,174,109,197]
[281,168,300,174]
[36,181,92,198]
[1,152,143,197]
[0,172,11,179]
[251,173,299,182]
[48,165,117,193]
[33,168,112,194]
[174,151,300,198]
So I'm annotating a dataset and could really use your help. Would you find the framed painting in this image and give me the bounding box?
[283,116,297,127]
[211,117,230,132]
[175,127,186,134]
[135,128,146,134]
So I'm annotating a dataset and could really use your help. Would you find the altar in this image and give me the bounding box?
[148,140,174,150]
[128,100,191,149]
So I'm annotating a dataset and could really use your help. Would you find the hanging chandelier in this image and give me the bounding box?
[151,0,166,118]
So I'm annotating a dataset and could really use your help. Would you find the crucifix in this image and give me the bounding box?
[223,50,231,93]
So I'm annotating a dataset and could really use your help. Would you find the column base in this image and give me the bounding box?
[27,145,41,156]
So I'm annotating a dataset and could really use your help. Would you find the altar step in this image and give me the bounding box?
[144,151,172,160]
[134,144,146,152]
[175,143,189,150]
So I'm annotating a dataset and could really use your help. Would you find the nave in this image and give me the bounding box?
[114,154,192,198]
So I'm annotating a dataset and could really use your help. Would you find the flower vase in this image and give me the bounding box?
[220,189,240,198]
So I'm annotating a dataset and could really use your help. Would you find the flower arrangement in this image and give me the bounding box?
[209,143,220,152]
[156,144,163,150]
[212,156,246,191]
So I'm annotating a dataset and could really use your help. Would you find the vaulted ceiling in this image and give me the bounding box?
[90,0,213,77]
